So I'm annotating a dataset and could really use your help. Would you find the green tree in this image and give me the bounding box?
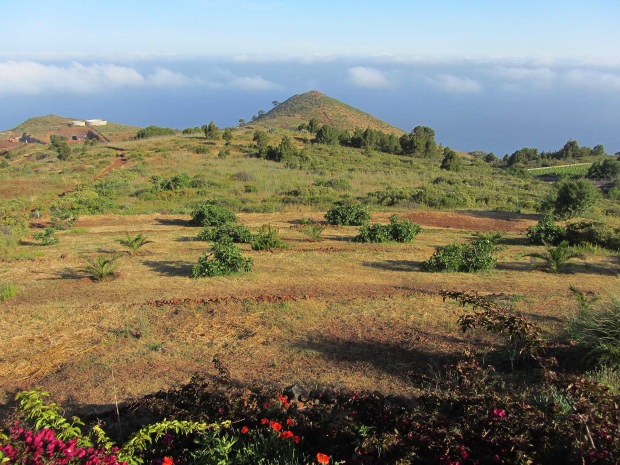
[222,128,234,144]
[202,121,220,140]
[50,135,70,160]
[272,100,280,107]
[587,158,620,180]
[266,136,297,162]
[440,148,462,171]
[253,130,269,158]
[400,126,438,157]
[315,125,340,145]
[549,178,600,220]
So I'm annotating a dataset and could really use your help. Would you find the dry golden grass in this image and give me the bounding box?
[1,210,618,408]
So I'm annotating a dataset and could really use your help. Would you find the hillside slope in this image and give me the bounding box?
[3,115,139,144]
[254,90,405,135]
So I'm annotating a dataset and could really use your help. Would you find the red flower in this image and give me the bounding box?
[241,426,249,434]
[286,418,294,426]
[278,431,294,439]
[294,435,301,444]
[270,421,282,432]
[261,418,269,425]
[162,457,174,465]
[317,452,330,464]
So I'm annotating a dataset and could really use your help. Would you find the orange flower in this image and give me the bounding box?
[162,457,174,465]
[241,426,249,434]
[270,421,282,432]
[278,430,294,439]
[317,452,330,464]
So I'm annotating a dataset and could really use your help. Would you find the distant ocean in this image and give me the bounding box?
[2,59,619,157]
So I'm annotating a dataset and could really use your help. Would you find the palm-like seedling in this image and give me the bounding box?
[118,233,153,256]
[81,254,123,281]
[300,222,326,242]
[526,240,585,273]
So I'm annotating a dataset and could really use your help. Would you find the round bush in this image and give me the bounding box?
[190,203,238,227]
[325,202,371,226]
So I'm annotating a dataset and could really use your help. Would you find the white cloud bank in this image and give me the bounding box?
[0,61,281,95]
[433,74,482,94]
[347,66,391,88]
[0,61,202,95]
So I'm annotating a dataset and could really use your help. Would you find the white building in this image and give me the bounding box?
[85,119,107,126]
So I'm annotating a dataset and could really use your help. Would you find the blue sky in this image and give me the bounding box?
[1,0,619,155]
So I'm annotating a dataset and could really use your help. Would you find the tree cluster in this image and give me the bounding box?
[504,140,606,167]
[301,120,440,158]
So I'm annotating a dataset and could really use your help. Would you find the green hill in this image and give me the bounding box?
[5,115,140,143]
[254,90,405,135]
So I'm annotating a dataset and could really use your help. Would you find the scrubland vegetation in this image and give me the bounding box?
[1,93,620,464]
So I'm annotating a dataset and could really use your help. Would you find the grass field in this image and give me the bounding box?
[1,209,618,410]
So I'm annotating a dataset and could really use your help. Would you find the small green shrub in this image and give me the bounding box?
[197,224,253,243]
[192,238,253,277]
[324,202,371,226]
[526,215,566,245]
[50,208,78,230]
[0,282,17,301]
[117,233,153,256]
[565,220,620,251]
[354,214,422,244]
[194,145,211,155]
[387,215,422,242]
[567,297,620,366]
[526,241,585,273]
[190,203,238,227]
[422,240,497,272]
[33,227,59,245]
[80,254,123,281]
[251,225,288,251]
[300,221,326,242]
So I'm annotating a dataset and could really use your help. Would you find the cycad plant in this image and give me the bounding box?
[80,254,123,281]
[117,233,153,256]
[526,240,585,273]
[300,221,326,242]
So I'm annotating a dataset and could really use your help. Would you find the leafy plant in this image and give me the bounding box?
[80,254,123,281]
[422,240,497,272]
[354,222,391,243]
[324,202,371,226]
[0,282,17,302]
[547,178,600,220]
[299,221,326,242]
[526,214,566,245]
[567,296,620,366]
[32,227,59,245]
[355,215,421,243]
[192,238,253,278]
[50,208,78,230]
[442,291,550,368]
[197,224,253,243]
[565,220,620,251]
[251,225,288,251]
[190,203,238,227]
[526,241,585,273]
[118,233,154,256]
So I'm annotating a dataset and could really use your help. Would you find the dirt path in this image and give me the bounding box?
[89,154,127,182]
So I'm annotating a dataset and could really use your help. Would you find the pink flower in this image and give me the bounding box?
[492,408,506,418]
